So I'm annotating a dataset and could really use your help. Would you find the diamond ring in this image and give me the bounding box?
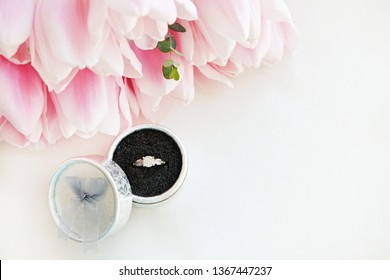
[133,156,166,168]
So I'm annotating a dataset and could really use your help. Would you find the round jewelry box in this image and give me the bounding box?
[108,124,188,206]
[48,124,187,241]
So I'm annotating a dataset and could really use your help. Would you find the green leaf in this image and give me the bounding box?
[172,61,180,68]
[162,62,180,81]
[168,35,176,50]
[169,22,186,33]
[157,38,171,53]
[162,65,173,79]
[172,67,180,81]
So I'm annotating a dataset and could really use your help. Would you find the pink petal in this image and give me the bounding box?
[121,40,142,78]
[126,80,141,119]
[126,18,145,41]
[119,78,140,125]
[31,0,109,91]
[42,91,62,145]
[263,22,284,65]
[0,57,44,136]
[212,59,243,78]
[108,9,138,35]
[53,69,113,134]
[97,77,121,135]
[35,0,103,67]
[0,118,29,148]
[175,0,198,20]
[260,0,293,22]
[194,0,251,44]
[260,0,297,52]
[51,94,77,138]
[26,119,43,143]
[87,0,109,43]
[134,34,158,50]
[136,89,173,122]
[30,21,79,92]
[119,83,132,125]
[91,33,124,77]
[105,0,153,16]
[196,64,234,88]
[175,20,194,62]
[189,20,235,65]
[231,19,272,68]
[8,42,30,65]
[0,0,35,58]
[131,47,181,97]
[188,21,217,65]
[169,60,195,104]
[143,17,168,41]
[133,18,167,50]
[148,0,176,23]
[246,0,262,47]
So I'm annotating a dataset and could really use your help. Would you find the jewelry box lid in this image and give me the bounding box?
[48,156,132,242]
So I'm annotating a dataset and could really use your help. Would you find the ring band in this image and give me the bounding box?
[133,156,166,168]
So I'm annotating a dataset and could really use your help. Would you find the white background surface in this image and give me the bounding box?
[1,0,390,259]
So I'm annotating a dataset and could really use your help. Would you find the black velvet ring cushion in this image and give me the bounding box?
[112,128,183,198]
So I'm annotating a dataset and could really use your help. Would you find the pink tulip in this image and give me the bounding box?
[178,0,296,88]
[0,0,295,148]
[0,57,139,148]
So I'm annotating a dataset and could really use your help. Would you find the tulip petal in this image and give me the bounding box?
[119,84,132,125]
[42,91,62,145]
[189,20,235,65]
[53,69,110,134]
[196,64,234,88]
[0,118,29,148]
[134,34,158,50]
[30,19,79,92]
[121,40,143,78]
[194,0,251,44]
[105,0,152,16]
[31,0,108,91]
[119,79,140,125]
[108,9,138,35]
[51,94,77,138]
[231,19,271,68]
[169,60,195,104]
[264,22,284,65]
[27,119,43,143]
[8,42,30,65]
[260,0,293,22]
[175,20,194,62]
[97,77,121,135]
[35,0,103,67]
[0,57,44,136]
[132,47,181,97]
[133,18,168,50]
[91,33,124,77]
[143,17,168,41]
[136,90,173,122]
[175,0,198,20]
[0,0,34,58]
[148,0,176,23]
